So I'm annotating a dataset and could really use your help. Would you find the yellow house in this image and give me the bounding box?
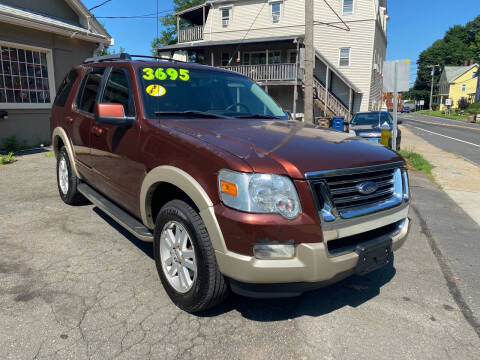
[436,64,479,110]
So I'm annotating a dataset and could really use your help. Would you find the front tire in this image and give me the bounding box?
[153,200,229,312]
[56,147,87,205]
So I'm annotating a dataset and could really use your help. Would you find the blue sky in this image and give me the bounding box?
[84,0,480,85]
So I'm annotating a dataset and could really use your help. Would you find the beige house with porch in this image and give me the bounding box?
[157,0,389,121]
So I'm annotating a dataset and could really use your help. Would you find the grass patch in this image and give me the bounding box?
[0,152,16,165]
[398,149,434,178]
[416,110,469,121]
[44,152,55,158]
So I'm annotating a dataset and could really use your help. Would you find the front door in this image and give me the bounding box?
[71,67,105,182]
[89,66,143,215]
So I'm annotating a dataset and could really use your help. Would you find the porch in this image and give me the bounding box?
[156,35,361,121]
[176,4,209,43]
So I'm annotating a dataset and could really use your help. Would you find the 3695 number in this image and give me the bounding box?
[142,67,190,81]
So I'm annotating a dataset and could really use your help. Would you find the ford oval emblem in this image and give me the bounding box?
[357,181,378,195]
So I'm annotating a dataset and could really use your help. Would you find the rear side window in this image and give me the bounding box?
[101,68,135,116]
[77,67,105,114]
[54,70,78,107]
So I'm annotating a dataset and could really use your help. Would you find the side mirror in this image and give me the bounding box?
[95,103,134,126]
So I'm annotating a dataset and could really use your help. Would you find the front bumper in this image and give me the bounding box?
[216,205,410,297]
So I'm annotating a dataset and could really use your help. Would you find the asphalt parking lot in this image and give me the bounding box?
[1,151,479,360]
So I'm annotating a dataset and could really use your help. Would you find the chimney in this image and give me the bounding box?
[464,60,468,66]
[470,58,474,65]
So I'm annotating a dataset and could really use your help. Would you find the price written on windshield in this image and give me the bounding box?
[142,67,190,82]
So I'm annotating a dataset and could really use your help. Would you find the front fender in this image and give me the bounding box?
[140,165,227,253]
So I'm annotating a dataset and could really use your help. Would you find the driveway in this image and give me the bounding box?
[1,152,479,360]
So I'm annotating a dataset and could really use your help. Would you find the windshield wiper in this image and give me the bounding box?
[154,111,229,119]
[233,113,281,119]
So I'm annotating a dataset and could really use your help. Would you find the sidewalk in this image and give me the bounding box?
[400,125,480,226]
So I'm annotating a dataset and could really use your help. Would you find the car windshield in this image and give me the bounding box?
[351,112,392,126]
[138,66,288,119]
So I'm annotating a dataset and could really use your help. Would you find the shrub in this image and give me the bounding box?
[466,102,480,114]
[2,136,20,153]
[457,97,470,111]
[0,152,16,165]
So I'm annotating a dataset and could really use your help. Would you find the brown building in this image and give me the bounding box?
[382,92,403,112]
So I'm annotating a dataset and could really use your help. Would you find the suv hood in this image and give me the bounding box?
[161,118,403,179]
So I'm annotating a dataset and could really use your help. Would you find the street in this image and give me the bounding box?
[400,113,480,165]
[1,151,479,359]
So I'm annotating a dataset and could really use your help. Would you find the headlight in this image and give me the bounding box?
[218,169,301,219]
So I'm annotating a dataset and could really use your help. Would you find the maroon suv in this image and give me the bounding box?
[51,54,410,312]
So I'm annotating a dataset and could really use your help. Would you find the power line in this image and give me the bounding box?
[94,9,173,19]
[89,0,113,11]
[227,1,267,65]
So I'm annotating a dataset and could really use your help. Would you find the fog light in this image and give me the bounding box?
[253,244,295,260]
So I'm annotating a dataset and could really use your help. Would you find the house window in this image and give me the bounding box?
[0,43,55,108]
[339,48,351,67]
[461,84,466,92]
[271,2,282,23]
[221,7,230,27]
[268,51,281,64]
[221,52,230,66]
[343,0,354,15]
[288,50,297,64]
[473,71,477,78]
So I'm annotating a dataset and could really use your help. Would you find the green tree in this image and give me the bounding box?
[151,0,204,54]
[413,15,480,107]
[96,45,126,56]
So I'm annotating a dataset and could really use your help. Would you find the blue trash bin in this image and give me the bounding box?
[332,117,345,132]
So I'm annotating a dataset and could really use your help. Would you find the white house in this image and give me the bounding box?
[157,0,389,120]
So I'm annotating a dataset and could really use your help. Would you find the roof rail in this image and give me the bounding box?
[128,54,187,63]
[83,53,132,64]
[83,53,188,64]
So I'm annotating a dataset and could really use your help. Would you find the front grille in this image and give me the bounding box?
[325,168,395,212]
[308,164,404,220]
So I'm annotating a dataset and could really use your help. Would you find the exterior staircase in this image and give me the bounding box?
[313,76,352,122]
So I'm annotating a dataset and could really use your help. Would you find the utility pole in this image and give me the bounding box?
[392,61,398,151]
[428,64,439,111]
[304,0,314,123]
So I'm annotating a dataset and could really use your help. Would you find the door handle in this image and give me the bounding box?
[65,116,73,124]
[92,125,103,137]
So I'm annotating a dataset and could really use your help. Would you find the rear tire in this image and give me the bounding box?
[56,147,87,205]
[153,199,229,312]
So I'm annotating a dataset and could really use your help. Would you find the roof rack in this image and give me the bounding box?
[83,53,187,64]
[83,53,131,64]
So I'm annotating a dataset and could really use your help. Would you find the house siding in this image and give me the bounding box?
[1,0,80,25]
[0,17,99,147]
[202,0,386,111]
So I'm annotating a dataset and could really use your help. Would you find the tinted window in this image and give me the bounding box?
[352,112,392,126]
[54,69,78,107]
[101,68,135,116]
[77,67,105,114]
[138,67,286,119]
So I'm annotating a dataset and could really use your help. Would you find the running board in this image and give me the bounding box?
[78,183,154,242]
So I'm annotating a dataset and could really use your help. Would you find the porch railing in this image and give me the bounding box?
[178,25,204,43]
[220,63,298,82]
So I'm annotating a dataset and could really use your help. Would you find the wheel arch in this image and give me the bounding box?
[140,166,227,253]
[52,127,81,179]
